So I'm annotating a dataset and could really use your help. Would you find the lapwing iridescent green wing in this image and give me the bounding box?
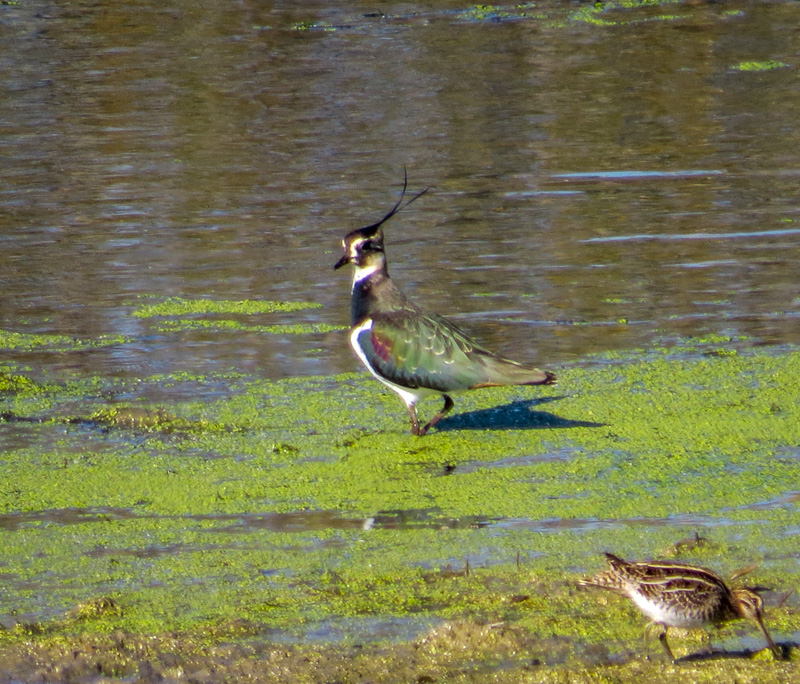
[334,173,556,436]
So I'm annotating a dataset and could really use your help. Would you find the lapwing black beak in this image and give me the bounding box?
[333,254,350,270]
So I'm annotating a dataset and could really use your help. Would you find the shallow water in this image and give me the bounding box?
[0,504,753,536]
[2,0,800,673]
[2,0,799,388]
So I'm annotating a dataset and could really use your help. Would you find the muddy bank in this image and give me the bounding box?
[0,618,796,683]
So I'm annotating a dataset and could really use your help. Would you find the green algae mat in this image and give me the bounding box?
[1,339,799,681]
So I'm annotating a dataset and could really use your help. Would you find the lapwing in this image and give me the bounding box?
[334,174,556,436]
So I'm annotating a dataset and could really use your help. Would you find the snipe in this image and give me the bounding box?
[579,552,780,661]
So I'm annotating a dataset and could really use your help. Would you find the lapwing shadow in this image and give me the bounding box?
[435,397,604,432]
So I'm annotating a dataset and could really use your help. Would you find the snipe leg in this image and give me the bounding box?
[644,622,675,662]
[643,623,653,660]
[658,627,676,662]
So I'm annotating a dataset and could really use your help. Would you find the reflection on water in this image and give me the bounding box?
[582,226,800,243]
[0,507,138,532]
[1,1,799,389]
[0,506,494,534]
[0,504,769,536]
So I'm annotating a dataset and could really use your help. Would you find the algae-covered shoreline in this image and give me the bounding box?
[1,338,799,681]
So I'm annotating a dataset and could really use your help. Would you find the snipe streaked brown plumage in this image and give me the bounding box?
[579,552,780,661]
[333,172,556,436]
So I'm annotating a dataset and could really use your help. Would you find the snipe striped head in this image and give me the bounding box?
[579,552,780,662]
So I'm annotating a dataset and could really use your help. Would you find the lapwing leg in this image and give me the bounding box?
[407,404,422,436]
[418,395,454,436]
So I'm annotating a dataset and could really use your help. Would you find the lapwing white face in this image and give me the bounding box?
[334,230,386,286]
[344,235,368,265]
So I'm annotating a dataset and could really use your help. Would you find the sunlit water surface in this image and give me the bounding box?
[2,0,799,387]
[2,0,800,657]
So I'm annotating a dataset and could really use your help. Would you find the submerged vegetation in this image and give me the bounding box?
[129,296,344,336]
[131,296,324,318]
[280,0,763,35]
[732,60,791,72]
[0,330,127,352]
[285,0,707,32]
